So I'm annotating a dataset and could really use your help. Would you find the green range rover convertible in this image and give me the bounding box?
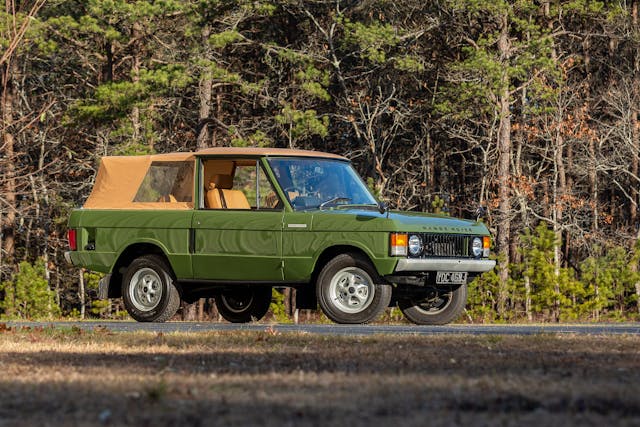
[66,147,495,324]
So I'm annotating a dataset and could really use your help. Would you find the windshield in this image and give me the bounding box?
[268,158,378,210]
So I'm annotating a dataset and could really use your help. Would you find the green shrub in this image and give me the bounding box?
[0,259,61,319]
[269,288,291,323]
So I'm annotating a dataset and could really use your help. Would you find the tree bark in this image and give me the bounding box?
[1,60,18,275]
[631,0,639,228]
[79,269,85,319]
[631,0,640,316]
[496,14,512,319]
[524,274,532,322]
[131,21,143,149]
[197,25,213,149]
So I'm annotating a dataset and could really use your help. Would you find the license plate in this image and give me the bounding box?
[436,271,468,285]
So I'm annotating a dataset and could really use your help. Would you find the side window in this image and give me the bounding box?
[234,165,257,207]
[234,163,282,210]
[134,161,194,203]
[258,165,282,209]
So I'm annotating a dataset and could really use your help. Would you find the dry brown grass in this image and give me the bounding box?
[1,326,639,426]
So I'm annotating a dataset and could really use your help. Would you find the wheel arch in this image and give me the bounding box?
[311,245,382,285]
[106,242,175,298]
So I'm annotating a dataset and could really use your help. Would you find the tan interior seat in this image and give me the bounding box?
[205,182,223,208]
[205,174,250,209]
[158,194,178,203]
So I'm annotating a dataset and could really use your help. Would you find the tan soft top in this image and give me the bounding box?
[83,153,195,209]
[82,148,345,209]
[195,147,346,160]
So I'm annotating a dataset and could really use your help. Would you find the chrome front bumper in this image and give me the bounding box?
[395,258,496,273]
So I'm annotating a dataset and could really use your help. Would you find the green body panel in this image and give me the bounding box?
[281,208,489,280]
[191,209,283,281]
[67,209,193,277]
[282,210,392,280]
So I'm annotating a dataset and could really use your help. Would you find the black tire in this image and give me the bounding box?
[316,253,391,324]
[121,255,181,322]
[399,284,467,325]
[215,286,272,323]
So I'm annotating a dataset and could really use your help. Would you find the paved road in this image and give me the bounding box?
[4,321,640,336]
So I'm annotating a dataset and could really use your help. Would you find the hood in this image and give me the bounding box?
[385,210,486,233]
[310,207,490,235]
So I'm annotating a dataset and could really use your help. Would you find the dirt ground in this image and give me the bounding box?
[0,325,639,426]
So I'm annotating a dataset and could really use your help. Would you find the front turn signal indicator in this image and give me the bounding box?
[390,233,408,256]
[483,236,491,258]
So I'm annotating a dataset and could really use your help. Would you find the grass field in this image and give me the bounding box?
[1,325,639,426]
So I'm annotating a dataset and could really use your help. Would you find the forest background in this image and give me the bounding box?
[2,0,640,323]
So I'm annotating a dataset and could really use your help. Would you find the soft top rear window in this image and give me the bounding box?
[134,161,194,203]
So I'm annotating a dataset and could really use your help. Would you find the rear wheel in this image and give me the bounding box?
[316,253,391,324]
[399,284,467,325]
[215,286,272,323]
[121,255,180,322]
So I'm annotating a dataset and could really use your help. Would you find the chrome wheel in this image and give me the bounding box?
[328,267,375,314]
[128,267,163,312]
[317,253,391,324]
[122,255,180,322]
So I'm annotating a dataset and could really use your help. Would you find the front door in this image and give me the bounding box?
[191,159,284,281]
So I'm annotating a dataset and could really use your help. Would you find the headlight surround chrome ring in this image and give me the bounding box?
[408,235,423,256]
[472,237,483,258]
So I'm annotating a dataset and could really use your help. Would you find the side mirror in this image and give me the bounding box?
[475,205,487,222]
[378,201,388,215]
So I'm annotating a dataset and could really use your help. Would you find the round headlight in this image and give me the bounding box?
[408,235,422,256]
[472,237,483,257]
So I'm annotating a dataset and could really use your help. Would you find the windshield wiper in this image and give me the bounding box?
[318,197,352,210]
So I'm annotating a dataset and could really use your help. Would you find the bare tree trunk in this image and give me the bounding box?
[496,14,512,318]
[632,0,640,228]
[633,2,640,316]
[552,129,566,322]
[581,38,599,231]
[524,274,532,322]
[589,141,598,231]
[1,60,17,274]
[197,24,212,149]
[79,269,86,319]
[53,246,61,307]
[543,0,565,322]
[131,21,144,149]
[198,298,205,321]
[289,288,297,323]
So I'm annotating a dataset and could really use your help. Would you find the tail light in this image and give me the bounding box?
[67,229,77,251]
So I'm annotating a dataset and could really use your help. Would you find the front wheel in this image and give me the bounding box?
[215,286,272,323]
[316,253,391,324]
[121,255,181,322]
[399,284,467,325]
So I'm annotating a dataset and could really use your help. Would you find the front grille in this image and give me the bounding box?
[417,234,470,258]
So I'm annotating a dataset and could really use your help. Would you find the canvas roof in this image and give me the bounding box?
[83,153,195,209]
[194,147,347,160]
[82,148,346,209]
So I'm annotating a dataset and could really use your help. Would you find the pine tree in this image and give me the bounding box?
[1,259,60,319]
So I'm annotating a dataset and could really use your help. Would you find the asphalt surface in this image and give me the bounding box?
[4,321,640,336]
